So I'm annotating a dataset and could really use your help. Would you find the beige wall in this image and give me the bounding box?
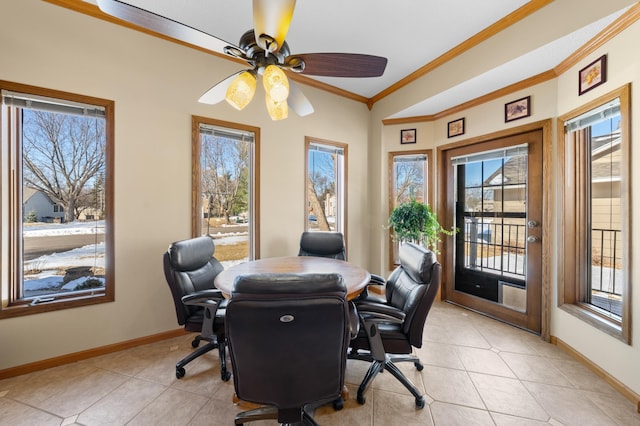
[552,16,640,396]
[2,0,640,400]
[370,10,640,396]
[0,0,371,369]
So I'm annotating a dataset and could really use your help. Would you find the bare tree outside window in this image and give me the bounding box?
[23,110,106,223]
[193,117,258,266]
[394,156,426,205]
[201,135,249,225]
[20,110,107,299]
[0,83,113,318]
[306,139,346,233]
[388,151,431,268]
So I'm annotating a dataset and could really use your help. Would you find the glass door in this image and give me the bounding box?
[444,130,543,333]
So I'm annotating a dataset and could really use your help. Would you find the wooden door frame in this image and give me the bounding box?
[436,119,553,341]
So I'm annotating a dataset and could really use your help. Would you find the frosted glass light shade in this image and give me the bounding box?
[265,93,288,121]
[225,71,256,110]
[262,65,289,103]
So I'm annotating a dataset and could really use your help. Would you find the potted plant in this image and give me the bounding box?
[388,197,455,253]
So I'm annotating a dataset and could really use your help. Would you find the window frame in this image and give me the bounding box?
[304,137,348,236]
[388,149,433,270]
[191,116,260,260]
[0,80,114,319]
[557,84,631,344]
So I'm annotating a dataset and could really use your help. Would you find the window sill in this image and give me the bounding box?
[559,303,629,345]
[0,293,113,319]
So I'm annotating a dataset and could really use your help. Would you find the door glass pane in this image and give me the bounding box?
[456,150,527,312]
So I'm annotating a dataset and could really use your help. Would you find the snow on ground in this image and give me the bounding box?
[24,243,105,292]
[23,221,104,237]
[211,234,247,245]
[23,221,247,293]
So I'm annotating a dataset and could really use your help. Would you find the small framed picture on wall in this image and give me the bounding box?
[401,129,416,144]
[579,54,607,95]
[505,96,531,122]
[447,118,465,138]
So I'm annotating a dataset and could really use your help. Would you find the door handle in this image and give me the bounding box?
[527,236,540,243]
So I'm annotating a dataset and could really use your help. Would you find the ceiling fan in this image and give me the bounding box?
[96,0,388,120]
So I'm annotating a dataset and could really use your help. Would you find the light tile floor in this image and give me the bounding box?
[1,302,639,425]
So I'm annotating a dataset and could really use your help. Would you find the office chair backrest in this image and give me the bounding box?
[226,273,350,424]
[298,231,346,260]
[163,236,224,326]
[385,242,441,347]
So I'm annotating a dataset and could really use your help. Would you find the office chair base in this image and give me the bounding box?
[175,336,231,381]
[234,405,319,425]
[351,351,426,408]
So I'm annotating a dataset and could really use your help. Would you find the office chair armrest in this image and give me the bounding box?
[369,273,386,286]
[181,289,225,308]
[356,304,405,362]
[356,302,406,323]
[353,273,386,302]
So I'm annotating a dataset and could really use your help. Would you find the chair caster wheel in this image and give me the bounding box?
[221,370,231,382]
[332,397,343,411]
[415,396,425,409]
[176,367,186,379]
[191,339,200,348]
[415,362,424,371]
[357,393,366,405]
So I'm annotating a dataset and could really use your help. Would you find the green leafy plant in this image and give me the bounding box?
[388,197,455,253]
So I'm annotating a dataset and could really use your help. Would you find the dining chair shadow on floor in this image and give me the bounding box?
[225,273,354,425]
[348,242,441,408]
[162,236,231,381]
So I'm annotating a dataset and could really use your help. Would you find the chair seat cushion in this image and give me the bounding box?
[350,322,413,354]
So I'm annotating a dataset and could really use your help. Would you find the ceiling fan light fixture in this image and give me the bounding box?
[262,64,289,103]
[225,70,257,111]
[265,93,288,121]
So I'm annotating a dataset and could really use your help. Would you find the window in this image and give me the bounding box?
[1,81,114,318]
[559,85,630,343]
[305,138,347,234]
[192,116,259,264]
[388,150,432,268]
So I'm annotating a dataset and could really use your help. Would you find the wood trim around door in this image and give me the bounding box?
[436,119,552,341]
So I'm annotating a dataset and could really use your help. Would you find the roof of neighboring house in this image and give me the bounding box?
[483,155,527,187]
[23,187,55,204]
[481,134,621,186]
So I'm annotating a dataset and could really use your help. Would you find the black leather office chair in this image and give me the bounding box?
[226,273,352,425]
[298,231,386,298]
[162,236,230,381]
[348,242,441,408]
[298,231,347,259]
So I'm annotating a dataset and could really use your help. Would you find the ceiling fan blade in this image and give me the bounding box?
[252,0,296,53]
[96,0,241,56]
[291,53,388,78]
[288,80,314,117]
[198,71,244,105]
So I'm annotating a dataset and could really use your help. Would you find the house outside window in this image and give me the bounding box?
[1,81,114,318]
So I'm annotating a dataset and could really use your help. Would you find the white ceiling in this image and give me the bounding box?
[83,1,634,119]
